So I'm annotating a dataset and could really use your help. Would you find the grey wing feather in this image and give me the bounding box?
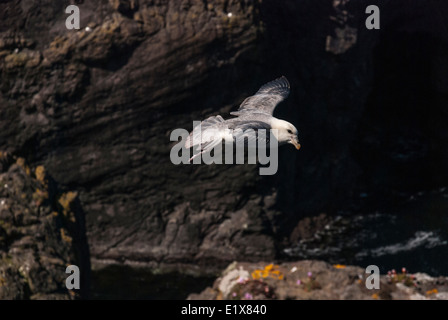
[230,76,290,116]
[189,137,223,161]
[185,115,228,161]
[185,115,225,149]
[231,120,272,147]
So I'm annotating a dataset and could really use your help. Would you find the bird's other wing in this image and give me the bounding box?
[230,76,290,116]
[185,115,225,149]
[188,136,224,162]
[185,115,230,161]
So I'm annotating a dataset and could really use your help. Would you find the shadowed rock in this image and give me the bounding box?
[0,155,90,299]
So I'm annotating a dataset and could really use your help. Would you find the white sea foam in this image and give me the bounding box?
[356,231,447,258]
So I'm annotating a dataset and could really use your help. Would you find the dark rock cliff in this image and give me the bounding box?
[0,0,447,276]
[0,154,90,299]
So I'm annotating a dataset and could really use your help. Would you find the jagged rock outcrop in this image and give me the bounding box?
[0,0,447,273]
[188,260,448,300]
[0,153,90,299]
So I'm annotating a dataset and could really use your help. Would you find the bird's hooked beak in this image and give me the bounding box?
[290,136,301,150]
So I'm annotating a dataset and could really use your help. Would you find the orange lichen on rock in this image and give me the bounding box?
[426,288,438,295]
[60,228,73,244]
[251,264,284,280]
[35,166,47,185]
[58,192,78,222]
[16,157,30,176]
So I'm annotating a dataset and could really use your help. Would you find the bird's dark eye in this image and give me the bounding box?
[287,129,292,134]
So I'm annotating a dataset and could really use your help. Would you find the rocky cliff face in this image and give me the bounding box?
[0,154,90,299]
[0,0,447,276]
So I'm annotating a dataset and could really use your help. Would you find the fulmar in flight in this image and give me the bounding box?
[185,76,301,161]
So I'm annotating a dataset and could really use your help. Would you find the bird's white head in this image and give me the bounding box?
[270,118,301,150]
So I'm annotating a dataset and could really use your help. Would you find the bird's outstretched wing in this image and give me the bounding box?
[184,115,225,149]
[230,76,290,116]
[185,115,228,161]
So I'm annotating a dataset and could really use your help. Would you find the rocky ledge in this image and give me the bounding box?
[188,260,448,300]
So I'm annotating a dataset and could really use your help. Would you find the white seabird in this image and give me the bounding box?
[185,76,301,160]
